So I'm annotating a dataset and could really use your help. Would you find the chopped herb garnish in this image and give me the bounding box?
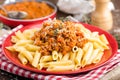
[59,23,63,29]
[54,28,59,36]
[59,17,69,22]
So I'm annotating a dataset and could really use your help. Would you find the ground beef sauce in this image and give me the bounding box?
[31,19,88,55]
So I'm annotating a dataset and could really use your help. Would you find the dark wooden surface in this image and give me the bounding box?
[112,0,120,9]
[0,0,120,80]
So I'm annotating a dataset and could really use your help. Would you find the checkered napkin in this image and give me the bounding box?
[0,25,120,80]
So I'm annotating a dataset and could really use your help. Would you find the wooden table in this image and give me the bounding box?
[0,0,120,80]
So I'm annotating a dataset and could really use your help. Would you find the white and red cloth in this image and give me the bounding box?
[0,25,120,80]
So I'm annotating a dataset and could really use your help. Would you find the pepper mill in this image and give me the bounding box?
[91,0,113,31]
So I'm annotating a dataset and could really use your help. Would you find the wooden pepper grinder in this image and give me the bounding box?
[91,0,113,31]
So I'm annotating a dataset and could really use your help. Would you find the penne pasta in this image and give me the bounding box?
[15,30,27,40]
[93,42,104,51]
[99,34,109,44]
[23,28,38,39]
[25,44,40,52]
[72,46,79,53]
[83,42,90,53]
[93,51,104,63]
[88,38,109,49]
[52,50,58,60]
[5,46,16,52]
[11,36,19,43]
[19,48,33,63]
[15,40,33,46]
[30,52,35,57]
[61,53,70,61]
[40,55,53,62]
[57,52,63,61]
[70,52,76,63]
[32,51,41,68]
[38,63,46,70]
[46,60,73,66]
[47,64,75,71]
[18,53,28,65]
[74,48,84,66]
[75,23,91,35]
[91,32,99,38]
[87,48,100,64]
[82,42,93,67]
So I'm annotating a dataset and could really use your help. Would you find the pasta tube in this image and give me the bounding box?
[82,42,93,67]
[18,53,28,65]
[87,48,100,64]
[46,60,73,66]
[11,36,19,43]
[47,64,75,71]
[99,34,109,44]
[15,30,27,40]
[93,51,104,63]
[58,53,63,61]
[52,50,58,60]
[40,55,52,62]
[61,53,70,61]
[32,51,41,68]
[74,48,84,66]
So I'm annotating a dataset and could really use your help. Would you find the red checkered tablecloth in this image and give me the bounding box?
[0,25,120,80]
